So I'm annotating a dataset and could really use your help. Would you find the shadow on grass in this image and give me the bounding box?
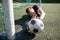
[15,15,36,40]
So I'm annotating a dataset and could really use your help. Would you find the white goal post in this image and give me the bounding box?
[2,0,15,40]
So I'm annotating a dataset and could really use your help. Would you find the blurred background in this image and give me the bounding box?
[0,0,60,40]
[0,0,60,3]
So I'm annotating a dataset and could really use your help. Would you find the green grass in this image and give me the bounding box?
[34,4,60,40]
[0,3,60,40]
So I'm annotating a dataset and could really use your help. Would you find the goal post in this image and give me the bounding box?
[2,0,15,40]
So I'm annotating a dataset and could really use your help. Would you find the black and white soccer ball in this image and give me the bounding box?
[27,18,44,34]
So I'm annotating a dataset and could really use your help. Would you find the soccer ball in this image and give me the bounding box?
[27,18,44,34]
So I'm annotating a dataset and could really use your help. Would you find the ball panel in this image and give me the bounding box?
[31,20,36,25]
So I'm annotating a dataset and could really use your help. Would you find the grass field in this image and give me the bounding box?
[0,3,60,40]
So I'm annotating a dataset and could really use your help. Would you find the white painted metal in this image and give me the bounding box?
[2,0,15,40]
[39,0,42,7]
